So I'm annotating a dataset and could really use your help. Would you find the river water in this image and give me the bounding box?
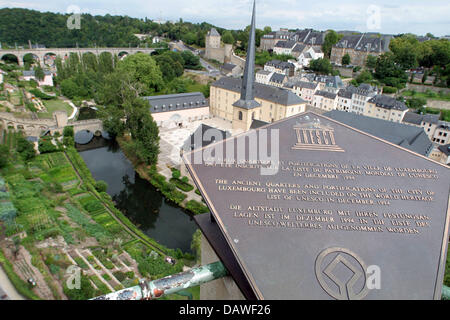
[76,136,198,253]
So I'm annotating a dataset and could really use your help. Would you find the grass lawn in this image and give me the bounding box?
[38,99,73,119]
[401,90,450,102]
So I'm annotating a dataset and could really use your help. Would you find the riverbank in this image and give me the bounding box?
[116,136,209,216]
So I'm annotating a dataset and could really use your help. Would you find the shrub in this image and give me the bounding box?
[383,86,397,94]
[171,169,181,179]
[186,200,209,215]
[94,180,108,193]
[169,178,194,192]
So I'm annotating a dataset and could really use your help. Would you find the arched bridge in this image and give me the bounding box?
[0,47,158,66]
[0,112,103,136]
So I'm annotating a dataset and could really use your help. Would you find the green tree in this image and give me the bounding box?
[322,30,340,58]
[342,53,351,65]
[309,58,333,75]
[95,180,108,193]
[16,137,35,161]
[181,51,202,70]
[374,53,408,88]
[34,65,45,81]
[366,55,377,69]
[356,70,373,84]
[222,31,235,45]
[63,126,74,137]
[0,145,9,168]
[118,53,163,95]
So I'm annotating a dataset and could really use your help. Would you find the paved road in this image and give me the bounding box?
[0,266,24,300]
[172,41,220,76]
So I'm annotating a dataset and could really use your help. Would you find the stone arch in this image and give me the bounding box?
[118,51,129,59]
[7,122,15,129]
[22,53,40,67]
[1,53,19,65]
[17,124,24,130]
[44,53,57,67]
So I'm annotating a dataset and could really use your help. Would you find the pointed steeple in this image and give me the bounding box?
[233,0,261,110]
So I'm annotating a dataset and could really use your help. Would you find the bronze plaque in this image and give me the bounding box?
[183,112,450,300]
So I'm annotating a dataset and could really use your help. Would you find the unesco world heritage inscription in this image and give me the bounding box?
[183,112,450,300]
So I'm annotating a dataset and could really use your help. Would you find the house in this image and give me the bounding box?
[290,81,319,103]
[436,144,450,165]
[364,94,408,122]
[143,92,210,128]
[221,63,241,77]
[430,122,450,145]
[255,70,273,85]
[298,47,324,67]
[312,90,338,111]
[324,110,433,156]
[295,29,326,47]
[22,70,54,87]
[337,86,357,111]
[268,73,287,88]
[350,83,378,114]
[330,33,392,67]
[264,60,295,76]
[260,29,296,51]
[273,40,297,55]
[402,112,440,140]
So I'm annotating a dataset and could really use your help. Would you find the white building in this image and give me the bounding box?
[298,47,324,68]
[22,70,54,87]
[255,70,273,85]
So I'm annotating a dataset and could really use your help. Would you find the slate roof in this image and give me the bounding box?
[293,80,317,90]
[22,70,52,77]
[292,43,306,53]
[257,70,272,76]
[274,40,297,49]
[354,83,377,96]
[250,119,270,130]
[182,124,230,152]
[334,34,391,53]
[208,28,220,37]
[368,95,408,111]
[315,90,337,100]
[438,144,450,156]
[324,110,433,156]
[143,92,208,114]
[338,86,357,99]
[212,77,307,106]
[222,63,237,71]
[269,72,286,84]
[265,60,295,70]
[403,112,440,126]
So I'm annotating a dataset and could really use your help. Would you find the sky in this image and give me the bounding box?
[1,0,449,36]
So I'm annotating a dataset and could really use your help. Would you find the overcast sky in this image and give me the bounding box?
[1,0,449,36]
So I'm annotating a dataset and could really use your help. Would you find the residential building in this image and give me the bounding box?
[324,110,433,156]
[336,86,357,111]
[273,40,297,55]
[431,122,450,145]
[268,73,287,88]
[143,92,210,127]
[436,144,450,165]
[297,47,324,67]
[350,83,378,114]
[312,90,338,111]
[255,70,273,85]
[295,29,326,47]
[264,60,295,76]
[260,29,295,51]
[364,95,408,122]
[290,81,319,103]
[330,34,392,67]
[22,70,54,87]
[402,112,440,139]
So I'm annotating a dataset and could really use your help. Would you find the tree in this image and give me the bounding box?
[406,97,427,109]
[63,126,74,137]
[34,65,45,81]
[374,53,408,88]
[342,53,351,66]
[181,51,202,70]
[118,53,164,95]
[322,30,340,58]
[0,145,9,168]
[356,70,373,84]
[16,137,35,161]
[309,58,333,75]
[366,55,377,69]
[389,35,419,69]
[222,31,235,45]
[38,137,58,154]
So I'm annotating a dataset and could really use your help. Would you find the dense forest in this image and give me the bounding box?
[0,8,273,52]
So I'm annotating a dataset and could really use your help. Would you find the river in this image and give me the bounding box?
[76,136,198,253]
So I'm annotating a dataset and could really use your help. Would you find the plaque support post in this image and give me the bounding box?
[91,261,228,300]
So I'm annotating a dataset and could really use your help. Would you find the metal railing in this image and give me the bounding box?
[91,261,450,300]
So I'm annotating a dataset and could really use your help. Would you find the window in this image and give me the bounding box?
[238,111,243,120]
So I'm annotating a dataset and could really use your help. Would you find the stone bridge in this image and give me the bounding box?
[0,112,102,136]
[0,47,157,66]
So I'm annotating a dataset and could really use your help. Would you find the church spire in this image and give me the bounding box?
[233,0,260,110]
